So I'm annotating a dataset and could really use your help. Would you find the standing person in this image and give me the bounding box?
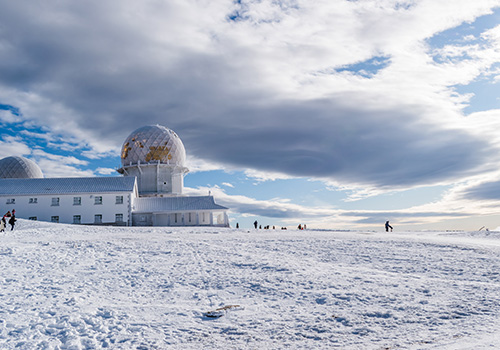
[8,214,16,231]
[385,221,393,232]
[254,220,258,229]
[0,216,5,232]
[236,223,239,229]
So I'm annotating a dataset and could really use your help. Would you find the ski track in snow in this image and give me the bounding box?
[0,221,499,349]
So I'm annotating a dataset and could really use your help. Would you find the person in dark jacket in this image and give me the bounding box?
[385,221,393,232]
[8,215,16,231]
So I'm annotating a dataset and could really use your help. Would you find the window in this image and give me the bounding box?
[73,197,81,206]
[51,197,60,206]
[115,196,123,204]
[29,198,37,204]
[94,214,102,223]
[115,214,123,222]
[94,196,102,205]
[29,217,37,221]
[6,198,15,205]
[73,215,81,224]
[51,216,59,223]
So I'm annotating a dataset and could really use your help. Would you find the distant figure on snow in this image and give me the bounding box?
[385,221,393,232]
[236,223,239,229]
[0,216,5,232]
[254,220,258,229]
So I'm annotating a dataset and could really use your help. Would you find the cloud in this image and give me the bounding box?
[0,0,499,192]
[0,109,20,124]
[0,136,32,158]
[184,185,337,220]
[459,179,500,201]
[96,167,117,175]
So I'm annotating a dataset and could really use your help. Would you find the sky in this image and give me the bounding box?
[1,0,500,230]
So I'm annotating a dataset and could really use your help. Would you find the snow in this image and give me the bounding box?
[1,221,500,349]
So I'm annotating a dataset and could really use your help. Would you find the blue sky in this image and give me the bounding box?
[1,0,500,230]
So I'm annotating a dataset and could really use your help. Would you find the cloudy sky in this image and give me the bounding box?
[1,0,500,230]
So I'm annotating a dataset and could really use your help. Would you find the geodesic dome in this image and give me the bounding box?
[0,156,44,179]
[121,125,186,167]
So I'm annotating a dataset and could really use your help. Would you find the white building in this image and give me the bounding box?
[0,125,229,227]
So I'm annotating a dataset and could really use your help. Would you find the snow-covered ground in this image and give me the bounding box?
[1,221,500,349]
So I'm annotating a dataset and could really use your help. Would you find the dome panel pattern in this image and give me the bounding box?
[0,156,44,179]
[121,125,186,167]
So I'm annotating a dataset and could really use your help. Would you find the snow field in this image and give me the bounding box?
[0,221,500,349]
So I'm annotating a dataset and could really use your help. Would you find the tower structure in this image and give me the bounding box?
[117,125,189,196]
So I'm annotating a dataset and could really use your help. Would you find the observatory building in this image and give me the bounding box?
[0,125,229,227]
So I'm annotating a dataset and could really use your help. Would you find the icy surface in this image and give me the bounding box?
[1,221,500,349]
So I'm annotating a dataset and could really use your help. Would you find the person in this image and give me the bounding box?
[5,211,11,217]
[385,221,393,232]
[254,220,258,229]
[8,215,16,231]
[0,216,5,232]
[236,223,239,229]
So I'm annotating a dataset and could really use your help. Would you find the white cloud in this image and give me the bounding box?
[96,167,116,175]
[36,158,94,178]
[31,149,88,166]
[0,109,20,124]
[0,136,31,158]
[184,185,337,220]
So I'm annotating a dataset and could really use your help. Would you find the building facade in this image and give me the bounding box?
[0,125,229,227]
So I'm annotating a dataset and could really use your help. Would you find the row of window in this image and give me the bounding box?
[29,214,124,223]
[7,196,125,206]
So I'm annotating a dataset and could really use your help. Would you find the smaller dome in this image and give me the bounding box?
[0,156,44,179]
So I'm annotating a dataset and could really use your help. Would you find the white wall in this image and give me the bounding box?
[123,164,186,196]
[131,210,219,226]
[0,192,133,225]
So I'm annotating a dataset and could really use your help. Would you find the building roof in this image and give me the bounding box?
[133,196,228,212]
[0,177,137,195]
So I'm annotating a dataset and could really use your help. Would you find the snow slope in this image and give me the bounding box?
[1,221,500,349]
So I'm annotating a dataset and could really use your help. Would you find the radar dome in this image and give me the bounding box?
[121,125,186,167]
[0,156,44,179]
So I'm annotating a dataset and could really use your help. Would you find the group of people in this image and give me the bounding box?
[250,220,300,230]
[0,209,16,232]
